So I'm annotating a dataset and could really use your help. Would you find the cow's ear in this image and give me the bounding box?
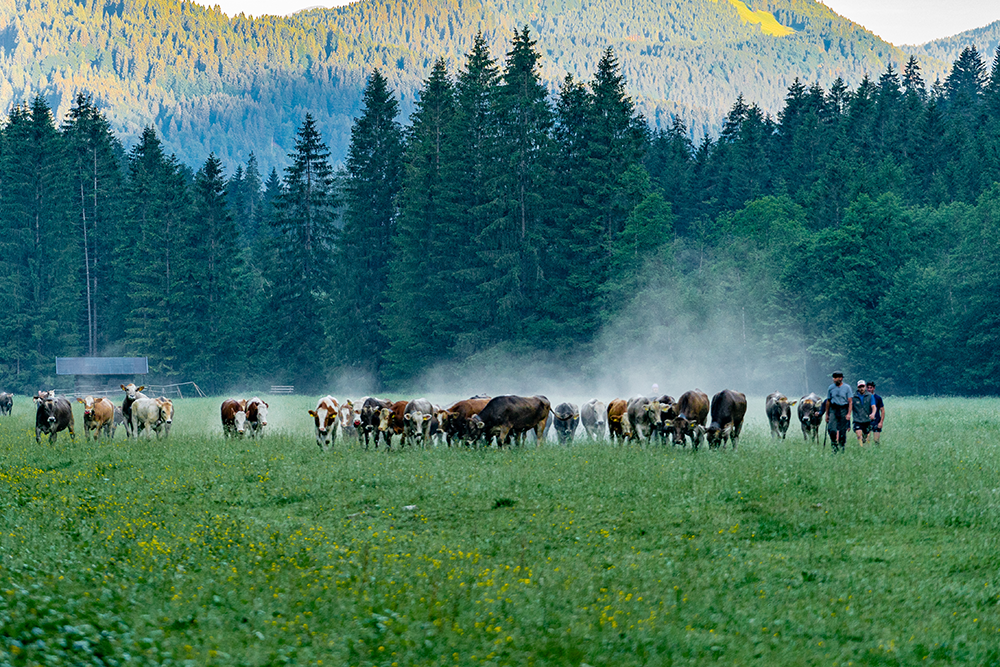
[308,410,317,418]
[120,384,126,390]
[137,386,145,392]
[77,398,84,404]
[404,413,412,421]
[422,414,431,422]
[790,400,797,406]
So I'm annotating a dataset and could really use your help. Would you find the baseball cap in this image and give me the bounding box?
[857,380,866,387]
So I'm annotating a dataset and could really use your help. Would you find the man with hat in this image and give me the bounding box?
[824,371,852,452]
[852,379,875,446]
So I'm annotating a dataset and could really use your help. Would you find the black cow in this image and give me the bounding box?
[705,390,747,450]
[35,395,75,444]
[0,392,12,415]
[550,402,580,445]
[797,392,824,442]
[470,395,550,448]
[670,390,710,449]
[765,392,796,440]
[120,383,146,438]
[359,397,392,450]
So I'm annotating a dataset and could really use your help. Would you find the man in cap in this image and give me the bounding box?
[824,371,852,452]
[852,379,875,446]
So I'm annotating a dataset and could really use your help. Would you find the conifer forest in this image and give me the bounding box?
[3,31,1000,396]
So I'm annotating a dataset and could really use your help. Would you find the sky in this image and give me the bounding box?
[210,0,999,46]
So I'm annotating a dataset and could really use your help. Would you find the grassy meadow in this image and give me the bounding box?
[1,394,1000,666]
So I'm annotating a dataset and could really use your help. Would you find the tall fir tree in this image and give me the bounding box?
[117,126,190,377]
[262,114,338,391]
[336,69,404,382]
[0,97,81,390]
[61,93,125,357]
[482,27,554,350]
[382,59,456,382]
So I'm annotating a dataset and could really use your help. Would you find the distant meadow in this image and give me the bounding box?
[2,395,999,665]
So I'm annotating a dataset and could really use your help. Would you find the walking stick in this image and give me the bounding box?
[822,425,828,449]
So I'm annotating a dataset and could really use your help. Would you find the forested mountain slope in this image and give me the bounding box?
[0,0,942,169]
[907,20,1000,69]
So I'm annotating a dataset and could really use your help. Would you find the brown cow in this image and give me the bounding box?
[221,398,248,438]
[77,395,115,440]
[607,398,633,444]
[440,397,491,447]
[669,390,710,449]
[378,400,410,450]
[469,395,550,448]
[308,396,339,451]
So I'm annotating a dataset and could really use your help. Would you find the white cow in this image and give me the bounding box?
[132,396,174,438]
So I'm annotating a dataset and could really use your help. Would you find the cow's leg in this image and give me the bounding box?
[35,428,42,445]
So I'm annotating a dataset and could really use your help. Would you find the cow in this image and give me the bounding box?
[0,392,12,415]
[550,402,580,444]
[357,397,391,450]
[403,398,434,447]
[439,397,492,447]
[627,395,662,443]
[132,396,173,438]
[32,390,54,405]
[580,399,607,440]
[607,398,633,444]
[308,396,339,451]
[120,384,146,438]
[245,397,269,437]
[669,390,710,449]
[797,392,824,442]
[77,395,115,440]
[378,400,410,449]
[35,395,75,444]
[469,395,550,448]
[221,398,248,438]
[655,395,678,442]
[765,392,796,440]
[705,390,747,450]
[337,399,359,444]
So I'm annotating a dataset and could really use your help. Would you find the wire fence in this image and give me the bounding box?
[62,381,206,400]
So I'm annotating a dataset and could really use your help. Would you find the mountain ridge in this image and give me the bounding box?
[0,0,951,170]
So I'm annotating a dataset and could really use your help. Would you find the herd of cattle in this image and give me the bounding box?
[306,390,828,451]
[17,384,174,443]
[4,385,828,451]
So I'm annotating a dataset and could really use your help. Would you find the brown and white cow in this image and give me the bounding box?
[245,397,269,437]
[77,395,115,440]
[765,392,796,440]
[669,390,710,449]
[221,398,248,437]
[308,396,339,451]
[120,384,146,438]
[607,398,633,444]
[797,392,824,442]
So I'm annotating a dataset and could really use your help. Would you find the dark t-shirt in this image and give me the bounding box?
[871,393,884,422]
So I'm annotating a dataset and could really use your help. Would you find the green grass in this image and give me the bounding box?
[2,395,1000,666]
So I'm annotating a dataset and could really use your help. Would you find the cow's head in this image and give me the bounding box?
[233,408,247,434]
[309,401,337,439]
[378,407,394,432]
[338,401,355,431]
[644,401,662,425]
[156,398,173,425]
[121,384,145,399]
[253,399,269,427]
[78,395,96,416]
[404,411,431,433]
[671,414,691,445]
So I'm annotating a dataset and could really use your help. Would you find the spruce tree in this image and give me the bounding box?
[262,114,337,391]
[0,98,81,390]
[62,93,125,357]
[337,70,403,382]
[382,59,456,382]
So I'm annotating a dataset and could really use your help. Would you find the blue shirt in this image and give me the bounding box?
[827,382,851,406]
[871,393,884,421]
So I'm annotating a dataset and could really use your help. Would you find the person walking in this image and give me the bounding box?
[824,371,852,452]
[852,379,874,446]
[867,381,884,443]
